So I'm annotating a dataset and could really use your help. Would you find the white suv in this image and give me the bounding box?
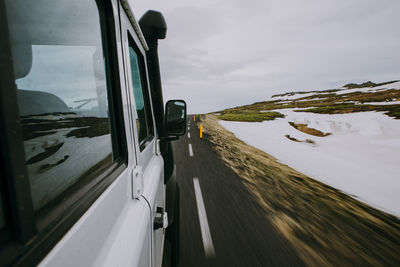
[0,1,183,266]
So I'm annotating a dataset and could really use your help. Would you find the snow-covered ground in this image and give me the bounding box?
[335,81,400,95]
[270,81,400,101]
[271,92,319,101]
[219,110,400,217]
[362,101,400,105]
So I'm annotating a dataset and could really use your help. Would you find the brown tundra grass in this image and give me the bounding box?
[198,114,400,267]
[288,122,331,137]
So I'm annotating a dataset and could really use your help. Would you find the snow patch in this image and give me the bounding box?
[271,92,318,101]
[335,82,400,95]
[219,110,400,217]
[362,101,400,106]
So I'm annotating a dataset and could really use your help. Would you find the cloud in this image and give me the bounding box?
[133,0,400,113]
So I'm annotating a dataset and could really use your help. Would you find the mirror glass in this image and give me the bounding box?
[165,100,186,136]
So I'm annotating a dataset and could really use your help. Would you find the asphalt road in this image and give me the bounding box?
[172,115,305,267]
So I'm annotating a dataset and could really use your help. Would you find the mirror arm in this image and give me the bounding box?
[160,136,179,143]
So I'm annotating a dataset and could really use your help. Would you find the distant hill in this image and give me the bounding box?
[343,80,399,89]
[215,79,400,121]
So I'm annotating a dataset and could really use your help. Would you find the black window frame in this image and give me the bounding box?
[127,33,156,152]
[0,0,128,265]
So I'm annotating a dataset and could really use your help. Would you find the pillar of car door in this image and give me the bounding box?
[119,2,166,266]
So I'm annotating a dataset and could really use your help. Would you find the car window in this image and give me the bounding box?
[128,39,154,150]
[7,0,114,211]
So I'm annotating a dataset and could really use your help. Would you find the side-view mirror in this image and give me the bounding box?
[165,100,187,137]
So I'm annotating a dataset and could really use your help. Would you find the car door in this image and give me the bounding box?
[1,0,153,266]
[119,2,166,267]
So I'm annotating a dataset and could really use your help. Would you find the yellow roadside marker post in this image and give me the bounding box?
[194,115,196,122]
[200,124,203,139]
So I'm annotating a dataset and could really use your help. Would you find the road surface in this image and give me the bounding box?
[172,115,305,266]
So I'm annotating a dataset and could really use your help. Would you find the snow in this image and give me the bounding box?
[29,113,82,120]
[362,101,400,106]
[270,81,400,101]
[335,81,400,95]
[271,92,319,101]
[335,87,379,95]
[219,110,400,217]
[271,91,339,101]
[370,81,400,90]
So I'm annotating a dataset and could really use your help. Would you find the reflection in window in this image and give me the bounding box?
[6,0,113,211]
[128,44,154,149]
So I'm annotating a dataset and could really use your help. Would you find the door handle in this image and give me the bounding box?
[154,207,168,230]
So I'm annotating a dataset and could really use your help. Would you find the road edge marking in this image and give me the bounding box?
[193,177,215,258]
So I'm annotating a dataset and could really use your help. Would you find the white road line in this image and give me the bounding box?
[193,178,215,258]
[188,132,191,138]
[189,144,193,157]
[188,126,190,130]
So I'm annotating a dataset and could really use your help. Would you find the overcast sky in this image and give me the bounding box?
[132,0,400,114]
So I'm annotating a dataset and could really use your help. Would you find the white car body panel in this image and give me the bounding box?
[39,168,151,267]
[141,155,165,267]
[38,0,165,266]
[120,4,166,266]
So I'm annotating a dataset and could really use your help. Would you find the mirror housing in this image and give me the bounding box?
[165,100,187,137]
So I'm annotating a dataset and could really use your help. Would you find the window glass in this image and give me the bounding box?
[6,0,113,211]
[128,43,154,149]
